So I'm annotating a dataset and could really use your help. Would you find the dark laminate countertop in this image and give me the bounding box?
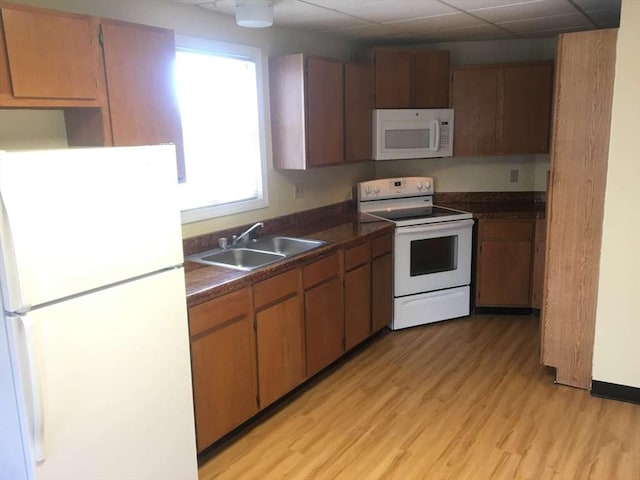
[441,201,546,220]
[435,191,546,220]
[184,212,393,308]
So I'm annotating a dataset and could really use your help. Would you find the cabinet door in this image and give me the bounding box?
[500,62,553,154]
[305,276,345,376]
[189,289,258,451]
[451,66,499,156]
[101,20,185,181]
[413,50,450,109]
[373,48,412,108]
[306,57,344,166]
[1,8,100,100]
[345,263,371,350]
[531,219,547,308]
[344,63,373,163]
[475,220,534,307]
[256,295,305,408]
[371,253,393,332]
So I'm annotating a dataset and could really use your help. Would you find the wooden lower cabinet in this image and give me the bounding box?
[475,219,534,307]
[188,288,258,452]
[344,241,372,350]
[530,219,547,309]
[254,269,306,408]
[371,233,393,332]
[303,253,345,376]
[188,232,395,449]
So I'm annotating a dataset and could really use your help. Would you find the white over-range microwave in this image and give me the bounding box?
[372,108,455,160]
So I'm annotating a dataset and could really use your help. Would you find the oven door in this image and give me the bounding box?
[394,219,473,297]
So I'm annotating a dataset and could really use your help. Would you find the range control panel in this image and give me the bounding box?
[358,177,434,200]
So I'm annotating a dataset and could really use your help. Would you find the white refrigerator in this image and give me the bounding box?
[0,145,198,480]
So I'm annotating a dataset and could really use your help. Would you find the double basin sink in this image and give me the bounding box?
[187,236,327,271]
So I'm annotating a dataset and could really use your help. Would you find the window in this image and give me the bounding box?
[175,36,268,223]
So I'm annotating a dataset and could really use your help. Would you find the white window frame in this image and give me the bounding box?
[175,35,269,224]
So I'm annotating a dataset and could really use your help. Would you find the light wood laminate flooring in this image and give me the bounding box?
[199,315,640,479]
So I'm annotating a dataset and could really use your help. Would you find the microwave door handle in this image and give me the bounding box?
[431,120,440,152]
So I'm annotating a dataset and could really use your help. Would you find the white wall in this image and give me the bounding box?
[592,0,640,388]
[0,110,68,150]
[376,154,549,192]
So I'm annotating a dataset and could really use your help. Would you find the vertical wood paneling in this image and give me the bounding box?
[542,29,617,389]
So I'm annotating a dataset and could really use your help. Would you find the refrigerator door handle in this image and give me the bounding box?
[13,314,45,463]
[0,195,30,313]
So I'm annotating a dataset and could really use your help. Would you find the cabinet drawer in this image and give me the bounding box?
[344,241,370,271]
[253,268,299,309]
[189,287,251,337]
[303,252,341,289]
[371,233,392,258]
[480,220,534,239]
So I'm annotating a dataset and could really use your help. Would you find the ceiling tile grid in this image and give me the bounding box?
[173,0,621,43]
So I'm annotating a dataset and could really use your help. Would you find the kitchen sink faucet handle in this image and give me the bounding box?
[218,237,228,249]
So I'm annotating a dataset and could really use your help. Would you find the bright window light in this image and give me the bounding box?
[175,36,268,223]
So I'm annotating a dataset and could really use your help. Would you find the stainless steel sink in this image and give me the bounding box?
[187,236,326,271]
[249,236,326,256]
[190,248,285,271]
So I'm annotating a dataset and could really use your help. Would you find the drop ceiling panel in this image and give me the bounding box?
[585,10,620,27]
[498,12,593,33]
[443,0,548,9]
[418,23,514,42]
[572,0,621,11]
[339,0,458,23]
[170,0,621,43]
[468,0,578,23]
[390,12,485,32]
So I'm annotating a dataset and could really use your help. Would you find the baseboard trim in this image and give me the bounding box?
[591,380,640,404]
[473,306,539,316]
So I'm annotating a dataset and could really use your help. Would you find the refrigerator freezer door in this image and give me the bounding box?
[1,308,31,480]
[0,145,183,312]
[13,268,197,480]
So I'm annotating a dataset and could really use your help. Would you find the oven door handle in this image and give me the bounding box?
[395,219,474,236]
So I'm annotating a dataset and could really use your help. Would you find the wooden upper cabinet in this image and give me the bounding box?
[451,61,553,157]
[451,66,499,156]
[344,62,373,163]
[500,63,553,154]
[373,48,450,109]
[413,50,450,108]
[373,48,412,108]
[0,5,105,106]
[100,20,185,181]
[306,57,345,167]
[270,54,345,169]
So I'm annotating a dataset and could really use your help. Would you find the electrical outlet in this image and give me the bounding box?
[294,183,304,199]
[345,188,353,200]
[510,169,519,183]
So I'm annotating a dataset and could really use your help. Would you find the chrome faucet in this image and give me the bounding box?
[230,222,264,248]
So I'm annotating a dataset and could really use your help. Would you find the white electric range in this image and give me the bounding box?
[358,177,474,330]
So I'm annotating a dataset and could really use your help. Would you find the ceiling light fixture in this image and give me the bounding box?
[235,0,274,28]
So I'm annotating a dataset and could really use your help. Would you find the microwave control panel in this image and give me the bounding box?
[438,121,451,151]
